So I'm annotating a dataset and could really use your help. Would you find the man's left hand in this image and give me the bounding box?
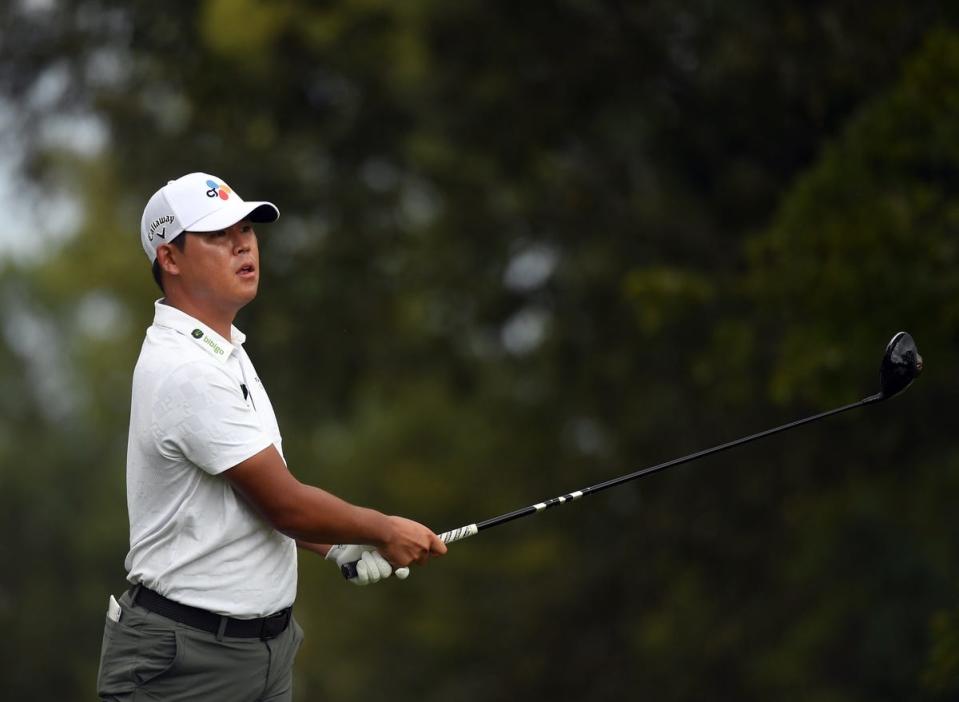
[326,544,410,585]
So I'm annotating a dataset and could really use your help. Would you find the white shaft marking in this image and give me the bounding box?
[439,524,479,544]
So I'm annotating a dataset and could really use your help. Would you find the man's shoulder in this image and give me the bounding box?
[134,328,236,395]
[136,325,204,371]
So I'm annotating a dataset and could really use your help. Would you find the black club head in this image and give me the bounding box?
[879,331,923,399]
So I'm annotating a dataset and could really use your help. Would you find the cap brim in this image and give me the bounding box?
[186,200,280,232]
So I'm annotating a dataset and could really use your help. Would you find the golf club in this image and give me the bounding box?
[342,331,923,579]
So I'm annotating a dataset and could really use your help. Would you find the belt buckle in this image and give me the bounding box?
[260,609,290,640]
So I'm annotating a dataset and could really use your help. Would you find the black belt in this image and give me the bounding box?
[131,585,292,640]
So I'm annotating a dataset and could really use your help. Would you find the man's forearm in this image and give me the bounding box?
[295,540,332,557]
[225,445,442,567]
[273,483,394,547]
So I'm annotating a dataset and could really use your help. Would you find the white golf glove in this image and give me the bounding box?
[326,544,410,585]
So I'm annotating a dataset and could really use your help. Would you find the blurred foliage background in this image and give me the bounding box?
[1,1,958,699]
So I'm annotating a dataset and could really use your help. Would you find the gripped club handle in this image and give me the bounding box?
[339,524,479,580]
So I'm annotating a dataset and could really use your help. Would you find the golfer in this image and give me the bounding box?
[96,172,446,701]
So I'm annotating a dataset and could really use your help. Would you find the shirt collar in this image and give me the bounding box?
[152,299,245,363]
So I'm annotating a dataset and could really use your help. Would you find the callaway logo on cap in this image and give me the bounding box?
[139,172,280,263]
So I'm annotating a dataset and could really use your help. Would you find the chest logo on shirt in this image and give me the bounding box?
[189,328,228,358]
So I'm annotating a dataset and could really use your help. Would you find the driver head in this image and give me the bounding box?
[879,331,923,399]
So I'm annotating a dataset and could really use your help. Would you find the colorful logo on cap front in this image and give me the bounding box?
[205,180,232,200]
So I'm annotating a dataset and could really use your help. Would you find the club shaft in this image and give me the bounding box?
[440,393,883,542]
[343,392,883,576]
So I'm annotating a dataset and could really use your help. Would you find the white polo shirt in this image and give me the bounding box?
[124,300,297,618]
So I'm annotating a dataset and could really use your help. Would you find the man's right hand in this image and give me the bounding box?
[378,516,448,567]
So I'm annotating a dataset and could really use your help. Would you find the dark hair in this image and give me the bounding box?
[151,234,188,293]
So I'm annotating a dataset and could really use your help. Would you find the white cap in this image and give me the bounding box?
[140,172,280,263]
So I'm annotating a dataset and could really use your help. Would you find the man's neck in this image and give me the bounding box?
[162,295,235,342]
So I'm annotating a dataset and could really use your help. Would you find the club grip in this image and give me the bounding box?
[339,524,479,580]
[340,561,362,579]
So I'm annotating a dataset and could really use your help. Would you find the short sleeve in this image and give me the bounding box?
[151,361,274,474]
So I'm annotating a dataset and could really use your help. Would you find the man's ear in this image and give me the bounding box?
[155,243,181,278]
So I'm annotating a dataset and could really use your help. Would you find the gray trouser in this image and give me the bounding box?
[96,590,303,701]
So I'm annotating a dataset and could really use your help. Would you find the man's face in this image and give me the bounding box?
[171,219,260,312]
